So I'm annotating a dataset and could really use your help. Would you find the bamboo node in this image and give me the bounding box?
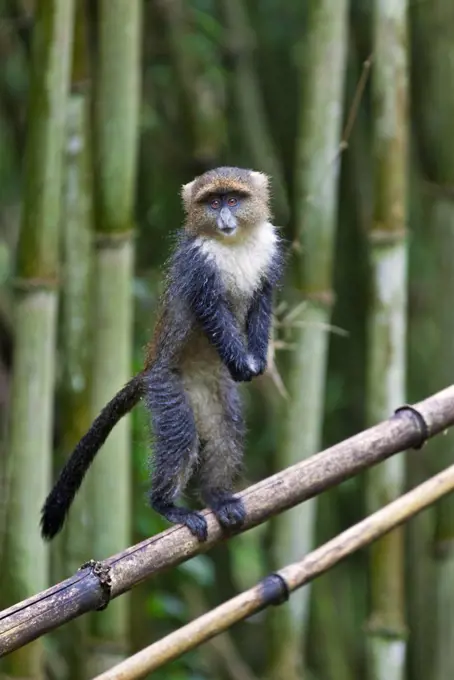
[258,573,289,607]
[393,404,429,449]
[12,276,59,292]
[296,289,336,308]
[94,230,136,249]
[365,616,408,640]
[368,228,407,245]
[78,559,112,611]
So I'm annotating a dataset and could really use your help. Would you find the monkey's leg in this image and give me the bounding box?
[197,377,246,533]
[144,367,208,542]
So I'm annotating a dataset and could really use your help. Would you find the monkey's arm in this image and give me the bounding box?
[171,240,255,382]
[246,240,286,375]
[246,280,273,375]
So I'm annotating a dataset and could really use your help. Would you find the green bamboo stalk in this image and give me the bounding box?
[220,0,289,224]
[410,3,454,678]
[365,3,409,679]
[158,0,226,170]
[266,2,348,678]
[1,1,75,678]
[404,157,435,680]
[52,3,94,677]
[87,0,140,673]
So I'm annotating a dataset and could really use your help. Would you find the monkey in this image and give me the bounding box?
[40,166,285,543]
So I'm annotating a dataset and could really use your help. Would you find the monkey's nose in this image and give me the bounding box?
[217,207,237,234]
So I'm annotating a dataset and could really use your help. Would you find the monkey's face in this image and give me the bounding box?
[182,167,271,239]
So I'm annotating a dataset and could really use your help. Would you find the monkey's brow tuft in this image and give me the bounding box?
[195,189,250,205]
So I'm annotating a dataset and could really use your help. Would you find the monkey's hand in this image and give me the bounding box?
[248,355,266,377]
[249,354,267,377]
[229,355,259,382]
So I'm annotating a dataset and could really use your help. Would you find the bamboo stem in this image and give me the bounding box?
[2,1,75,676]
[52,1,94,676]
[220,0,289,224]
[87,0,140,672]
[269,1,349,675]
[366,1,409,678]
[93,462,454,679]
[0,385,453,656]
[158,0,225,170]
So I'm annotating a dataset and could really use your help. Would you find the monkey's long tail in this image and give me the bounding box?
[40,373,144,540]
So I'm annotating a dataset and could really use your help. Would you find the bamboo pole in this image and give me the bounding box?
[53,2,94,676]
[268,1,349,676]
[93,462,454,680]
[0,385,453,657]
[157,0,225,171]
[366,2,409,679]
[87,0,141,673]
[220,0,289,224]
[1,1,75,677]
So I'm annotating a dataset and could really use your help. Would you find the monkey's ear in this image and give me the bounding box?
[249,171,269,192]
[181,180,195,212]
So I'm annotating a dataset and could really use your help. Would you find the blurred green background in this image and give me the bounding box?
[0,1,453,679]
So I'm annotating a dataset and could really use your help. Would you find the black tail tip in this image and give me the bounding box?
[40,504,65,541]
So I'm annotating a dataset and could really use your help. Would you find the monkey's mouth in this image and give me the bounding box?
[219,225,236,236]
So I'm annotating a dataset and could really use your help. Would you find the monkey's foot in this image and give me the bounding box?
[208,495,246,533]
[153,501,208,542]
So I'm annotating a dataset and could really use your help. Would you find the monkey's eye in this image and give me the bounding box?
[227,196,238,207]
[210,198,221,210]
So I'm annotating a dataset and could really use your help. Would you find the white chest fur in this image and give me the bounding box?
[197,221,277,298]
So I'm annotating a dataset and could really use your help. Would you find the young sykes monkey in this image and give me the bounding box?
[41,166,285,543]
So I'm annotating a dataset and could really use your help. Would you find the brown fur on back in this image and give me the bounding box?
[144,306,166,368]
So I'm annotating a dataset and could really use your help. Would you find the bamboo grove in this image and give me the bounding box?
[0,1,453,680]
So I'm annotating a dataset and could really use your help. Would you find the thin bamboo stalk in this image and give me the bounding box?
[87,0,140,673]
[1,1,75,677]
[404,158,434,680]
[1,384,453,657]
[268,1,349,676]
[366,2,409,679]
[93,462,454,680]
[220,0,289,224]
[52,2,94,677]
[157,0,225,170]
